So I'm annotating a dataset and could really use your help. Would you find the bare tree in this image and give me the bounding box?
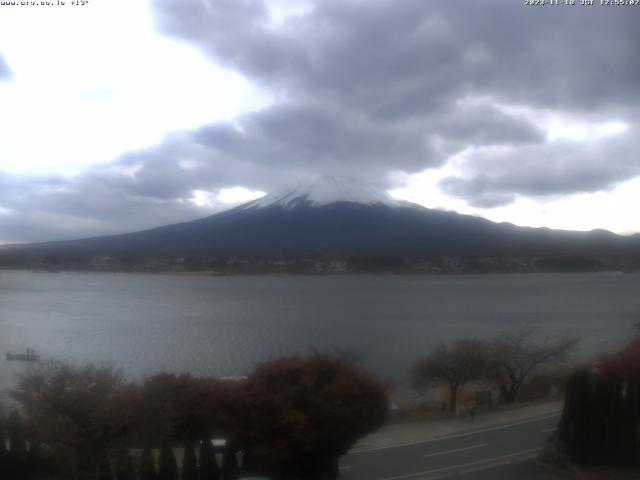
[489,327,578,403]
[413,339,490,413]
[10,361,128,479]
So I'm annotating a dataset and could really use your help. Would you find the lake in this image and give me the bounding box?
[1,270,638,397]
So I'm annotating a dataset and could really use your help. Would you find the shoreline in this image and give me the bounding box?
[0,267,634,277]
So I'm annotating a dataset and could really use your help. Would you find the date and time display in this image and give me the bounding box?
[525,0,640,5]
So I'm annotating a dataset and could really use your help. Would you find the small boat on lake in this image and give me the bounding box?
[6,348,40,362]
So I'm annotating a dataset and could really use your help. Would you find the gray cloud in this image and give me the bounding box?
[193,102,441,181]
[3,0,640,241]
[155,0,640,114]
[150,0,640,205]
[0,167,214,243]
[436,105,545,147]
[440,130,640,207]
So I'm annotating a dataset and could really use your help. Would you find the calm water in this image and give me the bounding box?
[1,271,639,397]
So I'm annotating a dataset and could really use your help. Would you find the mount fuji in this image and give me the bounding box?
[7,175,640,262]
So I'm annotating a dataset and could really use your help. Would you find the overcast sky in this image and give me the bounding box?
[0,0,639,244]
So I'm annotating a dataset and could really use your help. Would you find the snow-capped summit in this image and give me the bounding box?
[241,175,409,210]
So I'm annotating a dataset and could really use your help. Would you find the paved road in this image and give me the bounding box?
[340,414,566,480]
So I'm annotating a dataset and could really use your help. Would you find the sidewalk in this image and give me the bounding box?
[351,399,563,453]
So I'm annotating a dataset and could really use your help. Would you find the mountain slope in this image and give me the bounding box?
[7,175,640,259]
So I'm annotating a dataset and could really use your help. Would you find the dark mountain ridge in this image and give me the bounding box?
[2,176,640,269]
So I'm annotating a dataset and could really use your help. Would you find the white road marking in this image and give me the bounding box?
[457,459,514,475]
[542,427,557,433]
[372,447,541,480]
[423,443,487,458]
[351,412,560,453]
[457,453,537,475]
[339,465,352,471]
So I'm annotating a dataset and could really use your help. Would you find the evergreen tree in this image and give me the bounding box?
[0,413,6,466]
[559,368,595,464]
[0,413,6,456]
[222,443,239,480]
[199,439,219,480]
[591,374,623,464]
[620,379,640,466]
[0,413,10,478]
[598,333,640,466]
[7,410,26,458]
[157,441,179,480]
[6,408,28,480]
[239,451,260,477]
[139,443,157,480]
[115,443,136,480]
[322,457,339,480]
[635,377,640,466]
[182,440,198,480]
[25,437,53,480]
[2,410,25,480]
[97,453,113,480]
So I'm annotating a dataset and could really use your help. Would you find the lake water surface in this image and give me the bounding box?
[1,271,639,396]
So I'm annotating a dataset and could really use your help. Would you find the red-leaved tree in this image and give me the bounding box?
[230,354,388,478]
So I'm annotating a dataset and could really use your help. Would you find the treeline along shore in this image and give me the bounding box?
[2,251,640,274]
